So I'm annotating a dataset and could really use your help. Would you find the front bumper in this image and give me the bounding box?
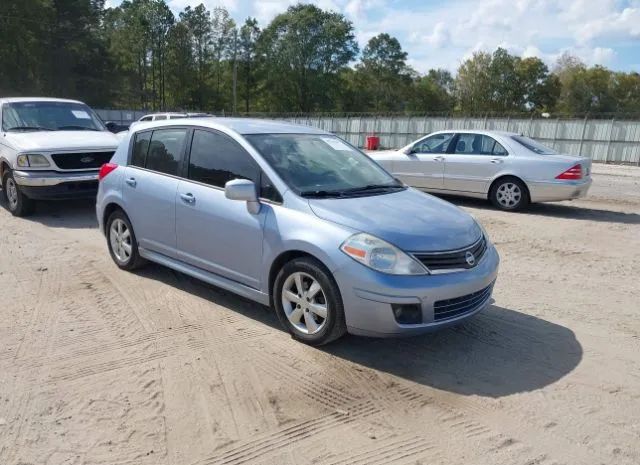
[528,178,592,203]
[13,170,99,200]
[333,244,499,337]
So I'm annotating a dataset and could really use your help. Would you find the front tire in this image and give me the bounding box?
[2,170,35,217]
[490,177,529,211]
[106,210,146,270]
[273,257,347,345]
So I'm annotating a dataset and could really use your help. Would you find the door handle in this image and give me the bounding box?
[180,193,196,204]
[490,158,504,164]
[433,156,446,162]
[125,177,137,187]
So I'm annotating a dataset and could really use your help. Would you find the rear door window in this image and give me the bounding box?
[454,134,508,155]
[131,131,151,167]
[144,128,188,176]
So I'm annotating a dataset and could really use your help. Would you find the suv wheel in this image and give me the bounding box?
[2,170,35,217]
[274,257,346,345]
[106,210,146,270]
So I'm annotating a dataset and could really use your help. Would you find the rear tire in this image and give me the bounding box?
[273,257,347,345]
[106,210,146,271]
[2,170,35,217]
[490,177,529,211]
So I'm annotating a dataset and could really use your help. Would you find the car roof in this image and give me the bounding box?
[131,117,328,135]
[431,129,519,137]
[0,97,85,104]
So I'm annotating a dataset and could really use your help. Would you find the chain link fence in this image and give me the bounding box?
[95,110,640,165]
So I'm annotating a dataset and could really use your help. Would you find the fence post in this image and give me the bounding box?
[483,114,488,129]
[506,115,511,132]
[605,118,615,163]
[527,112,534,136]
[552,117,560,150]
[578,115,588,156]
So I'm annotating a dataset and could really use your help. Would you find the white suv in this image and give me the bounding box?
[0,97,119,216]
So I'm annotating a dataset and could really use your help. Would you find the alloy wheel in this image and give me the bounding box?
[6,178,18,210]
[496,182,522,208]
[281,271,328,335]
[109,218,132,264]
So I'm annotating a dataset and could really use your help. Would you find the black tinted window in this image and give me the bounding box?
[145,129,187,176]
[261,173,283,203]
[131,131,151,167]
[188,130,259,188]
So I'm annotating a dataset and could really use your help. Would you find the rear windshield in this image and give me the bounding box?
[511,135,557,155]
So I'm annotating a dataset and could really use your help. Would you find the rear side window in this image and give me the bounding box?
[145,129,187,176]
[131,131,151,167]
[188,129,260,188]
[454,134,508,156]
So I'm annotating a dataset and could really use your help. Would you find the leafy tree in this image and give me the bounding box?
[355,33,411,111]
[258,4,358,112]
[455,51,493,112]
[211,6,236,109]
[238,18,261,112]
[180,4,212,110]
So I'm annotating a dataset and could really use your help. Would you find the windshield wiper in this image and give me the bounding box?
[340,183,405,194]
[299,189,346,198]
[58,125,99,131]
[5,125,54,131]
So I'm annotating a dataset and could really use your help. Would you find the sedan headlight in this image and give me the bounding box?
[17,154,50,168]
[340,233,427,275]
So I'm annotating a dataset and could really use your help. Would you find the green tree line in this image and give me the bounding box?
[1,0,639,116]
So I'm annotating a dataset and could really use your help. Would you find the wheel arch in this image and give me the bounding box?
[487,174,531,201]
[268,250,334,307]
[101,201,127,234]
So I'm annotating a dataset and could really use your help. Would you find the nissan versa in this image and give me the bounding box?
[96,119,499,345]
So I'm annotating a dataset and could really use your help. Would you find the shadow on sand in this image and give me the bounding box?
[138,265,582,398]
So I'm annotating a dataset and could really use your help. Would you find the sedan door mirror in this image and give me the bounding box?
[403,146,416,155]
[225,179,260,214]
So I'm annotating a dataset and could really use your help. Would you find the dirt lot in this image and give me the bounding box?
[0,164,639,465]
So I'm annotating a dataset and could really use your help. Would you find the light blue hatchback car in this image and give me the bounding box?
[96,118,499,345]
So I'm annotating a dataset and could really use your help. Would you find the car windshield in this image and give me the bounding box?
[246,133,404,197]
[511,135,557,155]
[1,101,105,132]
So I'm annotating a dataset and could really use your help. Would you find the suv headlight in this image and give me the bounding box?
[17,154,50,168]
[340,233,427,275]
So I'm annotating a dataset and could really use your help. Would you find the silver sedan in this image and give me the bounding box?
[369,130,592,211]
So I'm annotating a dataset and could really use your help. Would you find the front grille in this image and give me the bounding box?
[51,151,114,170]
[433,283,493,321]
[413,236,487,272]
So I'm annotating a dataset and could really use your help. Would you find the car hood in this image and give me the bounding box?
[4,131,119,152]
[308,188,482,252]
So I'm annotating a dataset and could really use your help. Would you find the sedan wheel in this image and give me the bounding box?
[490,178,529,211]
[281,272,328,335]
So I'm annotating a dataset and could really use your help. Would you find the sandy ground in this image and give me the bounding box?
[0,163,639,465]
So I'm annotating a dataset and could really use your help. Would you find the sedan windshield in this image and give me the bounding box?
[1,101,105,132]
[246,133,404,197]
[511,135,557,155]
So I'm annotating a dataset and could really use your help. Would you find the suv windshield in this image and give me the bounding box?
[246,133,404,198]
[1,101,105,132]
[511,135,557,155]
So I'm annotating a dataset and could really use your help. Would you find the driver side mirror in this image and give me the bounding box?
[403,146,416,155]
[225,179,260,214]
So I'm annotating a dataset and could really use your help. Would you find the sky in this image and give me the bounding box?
[105,0,640,74]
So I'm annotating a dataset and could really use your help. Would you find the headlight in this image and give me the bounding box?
[340,233,427,275]
[16,154,50,168]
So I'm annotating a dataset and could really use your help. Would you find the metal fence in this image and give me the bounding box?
[95,110,640,165]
